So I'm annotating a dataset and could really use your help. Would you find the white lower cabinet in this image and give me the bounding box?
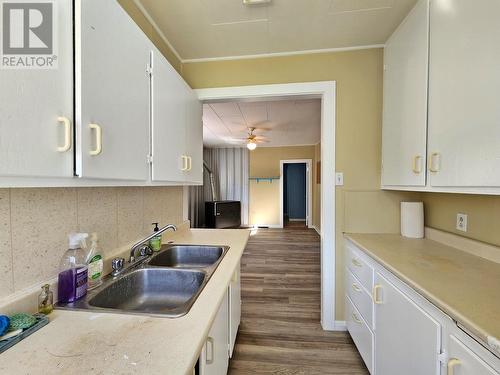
[199,263,242,375]
[200,291,229,375]
[447,335,499,375]
[374,272,441,375]
[345,239,500,375]
[346,296,374,374]
[228,262,241,358]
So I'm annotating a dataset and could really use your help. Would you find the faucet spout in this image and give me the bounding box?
[129,224,177,263]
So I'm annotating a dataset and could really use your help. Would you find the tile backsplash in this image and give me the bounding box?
[0,186,184,300]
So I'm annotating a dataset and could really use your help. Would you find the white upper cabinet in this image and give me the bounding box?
[427,0,500,188]
[151,48,203,184]
[75,0,150,181]
[381,0,429,187]
[0,0,73,178]
[184,88,203,184]
[151,49,187,183]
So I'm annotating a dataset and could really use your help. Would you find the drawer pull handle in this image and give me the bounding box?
[373,284,383,304]
[351,258,363,267]
[352,283,362,292]
[206,336,214,365]
[352,312,363,324]
[447,358,461,375]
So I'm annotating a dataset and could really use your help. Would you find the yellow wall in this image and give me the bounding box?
[182,49,418,320]
[249,146,316,226]
[421,193,500,247]
[118,0,182,73]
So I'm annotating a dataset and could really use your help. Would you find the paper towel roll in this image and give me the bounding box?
[401,202,424,238]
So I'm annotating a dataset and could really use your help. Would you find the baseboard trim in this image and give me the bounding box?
[334,320,347,331]
[251,224,282,229]
[311,225,321,235]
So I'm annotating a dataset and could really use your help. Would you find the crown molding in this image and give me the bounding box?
[132,0,183,63]
[182,44,385,63]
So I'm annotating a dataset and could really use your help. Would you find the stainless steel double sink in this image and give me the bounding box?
[56,244,229,318]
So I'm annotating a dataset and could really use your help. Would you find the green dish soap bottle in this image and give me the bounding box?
[149,223,162,252]
[87,233,103,290]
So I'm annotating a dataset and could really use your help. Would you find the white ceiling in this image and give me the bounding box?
[203,98,321,148]
[137,0,417,61]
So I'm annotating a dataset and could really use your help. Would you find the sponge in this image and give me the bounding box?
[9,313,37,330]
[0,315,9,336]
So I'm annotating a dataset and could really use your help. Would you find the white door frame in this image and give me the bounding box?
[195,81,337,331]
[279,159,312,229]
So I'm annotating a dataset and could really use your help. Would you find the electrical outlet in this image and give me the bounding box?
[456,213,468,232]
[335,172,344,186]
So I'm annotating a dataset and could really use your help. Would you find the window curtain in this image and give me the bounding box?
[188,147,249,228]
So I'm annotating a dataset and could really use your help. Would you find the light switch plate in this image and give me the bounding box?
[335,172,344,186]
[456,213,468,232]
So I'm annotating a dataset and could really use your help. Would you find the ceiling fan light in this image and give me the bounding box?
[247,141,257,151]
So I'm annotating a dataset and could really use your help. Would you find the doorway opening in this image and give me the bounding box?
[194,82,336,330]
[280,159,312,229]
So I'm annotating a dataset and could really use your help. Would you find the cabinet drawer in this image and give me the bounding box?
[346,269,373,328]
[448,335,499,375]
[346,296,374,374]
[346,243,374,292]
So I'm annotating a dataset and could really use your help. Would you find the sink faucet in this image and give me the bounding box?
[129,224,177,263]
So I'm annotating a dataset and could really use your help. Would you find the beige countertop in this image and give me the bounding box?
[345,233,500,351]
[0,228,250,375]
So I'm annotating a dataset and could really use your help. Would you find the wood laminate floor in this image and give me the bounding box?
[229,227,369,375]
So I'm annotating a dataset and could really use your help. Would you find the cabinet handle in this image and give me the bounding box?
[187,156,192,171]
[412,155,422,174]
[447,358,461,375]
[429,152,441,173]
[57,116,71,152]
[180,156,187,171]
[372,284,383,304]
[352,283,362,292]
[352,312,363,324]
[351,258,362,267]
[206,336,214,365]
[89,123,102,156]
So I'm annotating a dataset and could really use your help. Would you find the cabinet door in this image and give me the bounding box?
[151,48,187,183]
[428,0,500,187]
[228,262,241,358]
[0,0,73,178]
[75,0,150,180]
[374,272,441,375]
[381,0,428,187]
[200,291,229,375]
[447,335,499,375]
[184,87,203,185]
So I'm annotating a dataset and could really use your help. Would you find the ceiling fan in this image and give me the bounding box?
[235,127,269,151]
